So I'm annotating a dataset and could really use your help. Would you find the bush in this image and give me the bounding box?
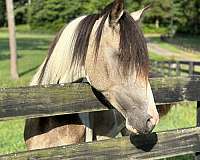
[15,4,28,25]
[142,24,168,34]
[28,0,85,32]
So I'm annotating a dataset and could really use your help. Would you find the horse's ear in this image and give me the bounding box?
[110,0,124,25]
[131,5,151,22]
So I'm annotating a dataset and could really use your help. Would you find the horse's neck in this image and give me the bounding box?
[31,16,87,86]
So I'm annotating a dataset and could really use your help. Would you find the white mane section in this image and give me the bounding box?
[30,16,86,86]
[30,15,93,142]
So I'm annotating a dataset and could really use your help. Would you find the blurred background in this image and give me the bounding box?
[0,0,199,159]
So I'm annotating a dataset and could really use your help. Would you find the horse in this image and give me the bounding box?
[24,0,159,150]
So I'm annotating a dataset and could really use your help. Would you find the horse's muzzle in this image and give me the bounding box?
[125,113,157,135]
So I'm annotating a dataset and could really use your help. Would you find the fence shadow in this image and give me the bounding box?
[0,54,22,61]
[0,38,50,53]
[0,54,10,60]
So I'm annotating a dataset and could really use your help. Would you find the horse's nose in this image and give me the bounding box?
[145,116,156,134]
[125,113,157,134]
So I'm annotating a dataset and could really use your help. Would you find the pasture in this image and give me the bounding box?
[0,26,197,159]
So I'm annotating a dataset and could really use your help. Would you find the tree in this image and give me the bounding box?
[177,0,200,34]
[27,0,199,34]
[14,0,29,25]
[29,0,84,32]
[6,0,19,79]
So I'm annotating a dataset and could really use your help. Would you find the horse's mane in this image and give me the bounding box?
[72,2,149,78]
[39,2,149,83]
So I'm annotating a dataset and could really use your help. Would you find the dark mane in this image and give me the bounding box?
[118,12,149,78]
[39,2,148,83]
[70,3,113,69]
[71,2,148,78]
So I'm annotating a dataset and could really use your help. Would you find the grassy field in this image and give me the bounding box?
[0,26,197,159]
[147,35,200,61]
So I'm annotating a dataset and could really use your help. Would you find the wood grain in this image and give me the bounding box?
[1,127,200,160]
[0,76,200,120]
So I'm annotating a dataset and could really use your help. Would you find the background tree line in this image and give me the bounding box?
[0,0,199,34]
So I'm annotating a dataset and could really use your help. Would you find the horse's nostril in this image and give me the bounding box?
[146,118,155,133]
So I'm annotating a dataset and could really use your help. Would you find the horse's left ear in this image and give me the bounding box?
[110,0,124,25]
[131,5,151,22]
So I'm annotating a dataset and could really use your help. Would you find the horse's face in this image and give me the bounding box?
[85,3,159,134]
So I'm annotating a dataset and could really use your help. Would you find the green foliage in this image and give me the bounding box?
[14,0,29,25]
[0,0,28,27]
[0,0,6,27]
[175,0,200,34]
[29,0,85,32]
[142,24,168,34]
[1,0,199,34]
[82,0,112,14]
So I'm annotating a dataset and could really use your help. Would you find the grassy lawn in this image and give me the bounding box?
[0,26,53,155]
[171,35,200,52]
[147,35,200,61]
[0,26,197,159]
[149,51,169,61]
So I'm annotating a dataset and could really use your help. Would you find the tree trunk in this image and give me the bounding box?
[5,0,19,80]
[155,19,159,28]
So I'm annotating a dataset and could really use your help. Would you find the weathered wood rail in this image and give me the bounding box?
[1,76,200,121]
[1,127,200,160]
[151,60,200,77]
[0,76,200,159]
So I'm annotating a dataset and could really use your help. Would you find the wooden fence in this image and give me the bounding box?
[0,76,200,159]
[151,60,200,77]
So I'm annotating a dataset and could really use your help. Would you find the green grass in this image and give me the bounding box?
[149,51,168,61]
[155,102,196,160]
[171,35,200,52]
[147,35,200,61]
[155,102,196,132]
[0,28,53,88]
[0,26,197,159]
[0,119,25,154]
[0,26,53,155]
[148,36,184,54]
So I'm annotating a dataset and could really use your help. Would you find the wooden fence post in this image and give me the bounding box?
[195,101,200,160]
[189,62,194,76]
[176,61,180,76]
[168,61,172,76]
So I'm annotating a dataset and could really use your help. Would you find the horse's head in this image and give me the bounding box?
[73,0,159,134]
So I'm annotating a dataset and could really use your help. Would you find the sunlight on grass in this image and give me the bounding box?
[149,51,169,61]
[147,35,200,61]
[155,102,196,132]
[0,27,53,155]
[0,119,26,154]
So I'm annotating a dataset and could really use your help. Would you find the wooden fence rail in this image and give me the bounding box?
[1,76,200,121]
[1,127,200,160]
[151,60,200,77]
[0,76,200,159]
